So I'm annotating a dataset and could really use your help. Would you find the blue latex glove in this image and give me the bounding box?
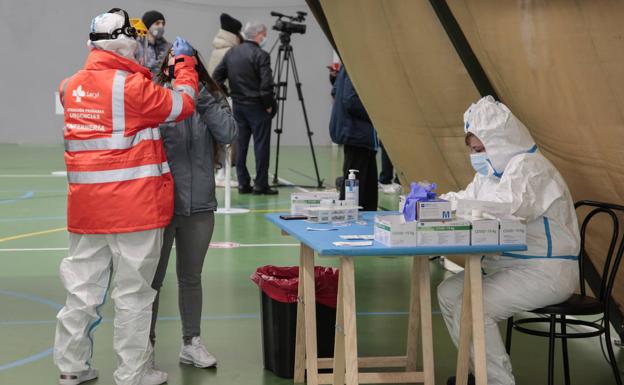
[402,182,437,222]
[173,36,193,57]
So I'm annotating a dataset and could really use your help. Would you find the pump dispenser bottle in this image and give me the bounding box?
[345,169,359,208]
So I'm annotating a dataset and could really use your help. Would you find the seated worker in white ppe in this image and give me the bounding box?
[438,96,580,385]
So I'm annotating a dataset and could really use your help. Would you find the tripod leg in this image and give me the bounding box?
[272,46,287,185]
[288,48,323,188]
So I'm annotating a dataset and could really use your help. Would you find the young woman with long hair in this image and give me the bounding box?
[150,47,237,370]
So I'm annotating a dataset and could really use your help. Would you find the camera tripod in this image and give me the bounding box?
[271,32,323,188]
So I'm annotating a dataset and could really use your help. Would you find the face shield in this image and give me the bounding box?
[129,18,149,66]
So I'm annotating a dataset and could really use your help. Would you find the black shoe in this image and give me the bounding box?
[252,187,278,195]
[238,185,253,194]
[446,374,475,385]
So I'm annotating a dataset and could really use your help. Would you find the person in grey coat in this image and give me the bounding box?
[150,47,237,369]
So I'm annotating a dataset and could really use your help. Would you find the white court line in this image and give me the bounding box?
[0,243,299,252]
[273,174,310,193]
[239,243,298,247]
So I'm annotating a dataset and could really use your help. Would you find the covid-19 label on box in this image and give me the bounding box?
[471,219,499,245]
[415,220,471,246]
[499,219,526,245]
[374,215,417,247]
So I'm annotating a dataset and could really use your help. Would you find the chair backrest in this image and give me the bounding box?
[574,201,624,313]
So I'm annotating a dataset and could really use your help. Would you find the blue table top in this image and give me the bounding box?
[266,212,527,257]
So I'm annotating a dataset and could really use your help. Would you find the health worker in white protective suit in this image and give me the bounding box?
[438,96,580,385]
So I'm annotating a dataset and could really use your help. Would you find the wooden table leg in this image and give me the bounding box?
[302,244,319,385]
[418,258,435,385]
[455,259,473,384]
[340,256,358,385]
[294,244,307,383]
[406,257,421,372]
[332,263,346,385]
[468,256,488,385]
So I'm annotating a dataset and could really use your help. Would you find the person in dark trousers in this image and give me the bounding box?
[379,142,401,193]
[213,21,277,195]
[329,66,379,211]
[151,48,237,369]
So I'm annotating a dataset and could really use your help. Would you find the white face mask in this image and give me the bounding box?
[259,34,267,48]
[150,25,165,40]
[470,152,491,176]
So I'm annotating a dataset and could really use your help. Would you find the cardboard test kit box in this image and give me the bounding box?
[416,220,471,246]
[374,214,417,247]
[290,192,339,215]
[499,218,526,245]
[471,219,499,245]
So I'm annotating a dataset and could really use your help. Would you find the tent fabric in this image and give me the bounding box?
[317,0,624,322]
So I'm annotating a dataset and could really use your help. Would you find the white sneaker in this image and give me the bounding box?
[179,337,217,368]
[59,368,98,385]
[139,368,168,385]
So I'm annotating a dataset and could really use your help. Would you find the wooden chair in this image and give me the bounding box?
[505,200,623,385]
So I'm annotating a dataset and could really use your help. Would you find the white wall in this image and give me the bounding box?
[0,0,334,146]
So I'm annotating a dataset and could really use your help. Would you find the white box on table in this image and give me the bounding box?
[499,218,526,245]
[306,203,358,224]
[374,214,417,247]
[416,199,452,221]
[470,219,499,245]
[415,220,471,246]
[291,192,339,215]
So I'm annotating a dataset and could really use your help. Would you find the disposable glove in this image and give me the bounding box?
[173,36,193,57]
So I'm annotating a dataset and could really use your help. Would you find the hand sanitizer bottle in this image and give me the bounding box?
[345,169,359,208]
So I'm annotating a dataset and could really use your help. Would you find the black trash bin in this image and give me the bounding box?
[251,265,338,378]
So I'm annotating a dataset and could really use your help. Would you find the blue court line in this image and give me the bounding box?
[0,191,35,205]
[0,347,54,371]
[0,291,62,372]
[0,290,63,311]
[0,290,442,372]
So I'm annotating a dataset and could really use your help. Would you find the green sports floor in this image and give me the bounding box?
[0,143,621,385]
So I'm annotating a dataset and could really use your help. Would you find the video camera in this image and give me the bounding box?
[270,11,307,35]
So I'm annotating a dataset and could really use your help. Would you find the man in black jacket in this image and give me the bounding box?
[213,21,277,195]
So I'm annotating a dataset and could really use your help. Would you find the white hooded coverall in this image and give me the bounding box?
[438,96,580,385]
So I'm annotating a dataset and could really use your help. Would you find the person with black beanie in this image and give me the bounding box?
[207,13,243,75]
[142,10,172,74]
[208,13,243,187]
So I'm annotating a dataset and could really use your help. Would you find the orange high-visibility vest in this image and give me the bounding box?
[60,49,198,234]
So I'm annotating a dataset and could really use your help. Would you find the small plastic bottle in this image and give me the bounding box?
[345,169,359,208]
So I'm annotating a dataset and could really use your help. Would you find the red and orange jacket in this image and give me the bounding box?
[60,49,198,234]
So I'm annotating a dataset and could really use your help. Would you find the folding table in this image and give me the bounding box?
[266,212,526,385]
